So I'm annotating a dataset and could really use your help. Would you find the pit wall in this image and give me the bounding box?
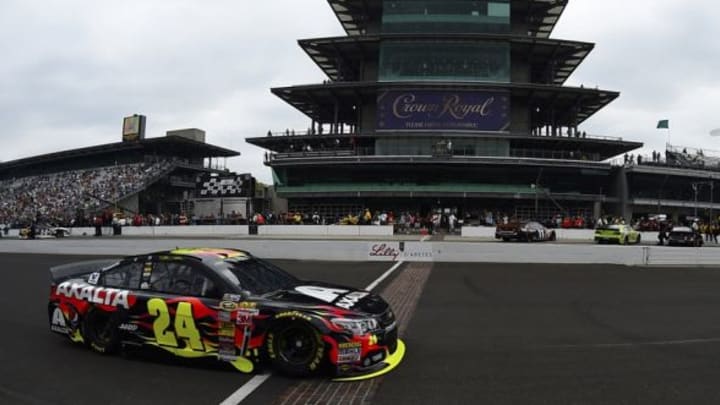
[5,225,392,238]
[461,226,659,242]
[1,238,718,266]
[6,225,662,241]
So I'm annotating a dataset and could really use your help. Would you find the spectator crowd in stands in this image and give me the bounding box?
[0,161,172,227]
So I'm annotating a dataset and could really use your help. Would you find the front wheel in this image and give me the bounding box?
[82,308,120,354]
[636,234,641,244]
[266,321,325,377]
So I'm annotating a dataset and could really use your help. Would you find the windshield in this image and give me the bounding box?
[212,257,299,295]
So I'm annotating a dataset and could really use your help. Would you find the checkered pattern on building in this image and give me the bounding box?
[198,175,249,197]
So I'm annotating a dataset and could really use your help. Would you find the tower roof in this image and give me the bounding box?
[327,0,568,38]
[299,34,592,85]
[271,81,617,127]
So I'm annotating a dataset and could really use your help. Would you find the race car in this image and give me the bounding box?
[667,226,704,247]
[495,221,556,242]
[20,224,71,239]
[48,248,404,380]
[594,224,641,244]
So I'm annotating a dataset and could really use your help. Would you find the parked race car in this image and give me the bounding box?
[495,221,556,242]
[667,227,704,247]
[594,224,641,244]
[20,224,71,239]
[48,248,403,381]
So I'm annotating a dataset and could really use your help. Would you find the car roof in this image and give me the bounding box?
[150,248,252,261]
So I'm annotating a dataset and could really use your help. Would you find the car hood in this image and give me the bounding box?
[265,281,389,315]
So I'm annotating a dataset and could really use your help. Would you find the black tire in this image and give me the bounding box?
[502,237,510,242]
[549,231,556,241]
[266,321,325,377]
[82,308,120,354]
[636,234,641,244]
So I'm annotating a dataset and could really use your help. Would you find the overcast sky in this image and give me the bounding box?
[1,0,719,183]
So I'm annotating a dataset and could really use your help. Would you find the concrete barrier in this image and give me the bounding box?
[2,238,720,266]
[461,226,596,240]
[460,226,495,238]
[462,227,666,243]
[63,225,250,237]
[0,225,696,243]
[257,225,393,237]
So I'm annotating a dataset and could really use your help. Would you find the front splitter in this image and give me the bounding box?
[332,339,406,382]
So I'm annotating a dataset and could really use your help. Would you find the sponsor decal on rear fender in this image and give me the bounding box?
[55,281,133,309]
[50,307,69,334]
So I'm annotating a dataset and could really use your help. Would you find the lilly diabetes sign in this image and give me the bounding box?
[367,242,434,262]
[376,90,510,132]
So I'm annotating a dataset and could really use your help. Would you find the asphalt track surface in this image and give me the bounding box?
[5,254,720,404]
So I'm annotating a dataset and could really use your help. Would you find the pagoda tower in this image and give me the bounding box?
[247,0,641,220]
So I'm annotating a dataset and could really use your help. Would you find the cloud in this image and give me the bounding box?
[0,0,342,181]
[1,1,719,182]
[555,0,720,156]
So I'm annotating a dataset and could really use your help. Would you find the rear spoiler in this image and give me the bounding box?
[49,259,120,285]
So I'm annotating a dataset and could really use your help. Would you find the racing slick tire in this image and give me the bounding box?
[502,237,510,242]
[266,321,325,377]
[82,308,121,354]
[636,235,641,244]
[549,231,556,242]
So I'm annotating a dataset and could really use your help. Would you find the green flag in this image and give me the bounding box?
[657,119,669,129]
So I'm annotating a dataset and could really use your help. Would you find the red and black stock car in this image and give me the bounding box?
[48,248,404,380]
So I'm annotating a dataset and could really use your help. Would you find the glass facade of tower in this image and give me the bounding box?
[381,0,511,34]
[378,41,510,83]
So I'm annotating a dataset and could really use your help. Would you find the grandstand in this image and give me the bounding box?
[0,131,240,227]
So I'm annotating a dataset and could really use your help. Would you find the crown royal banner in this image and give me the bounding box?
[377,90,510,132]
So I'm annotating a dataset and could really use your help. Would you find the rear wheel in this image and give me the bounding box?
[82,308,120,354]
[266,321,325,377]
[549,231,556,241]
[636,234,641,244]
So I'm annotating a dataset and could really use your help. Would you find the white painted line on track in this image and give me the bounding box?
[365,260,405,291]
[543,337,720,349]
[219,373,271,405]
[220,260,406,404]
